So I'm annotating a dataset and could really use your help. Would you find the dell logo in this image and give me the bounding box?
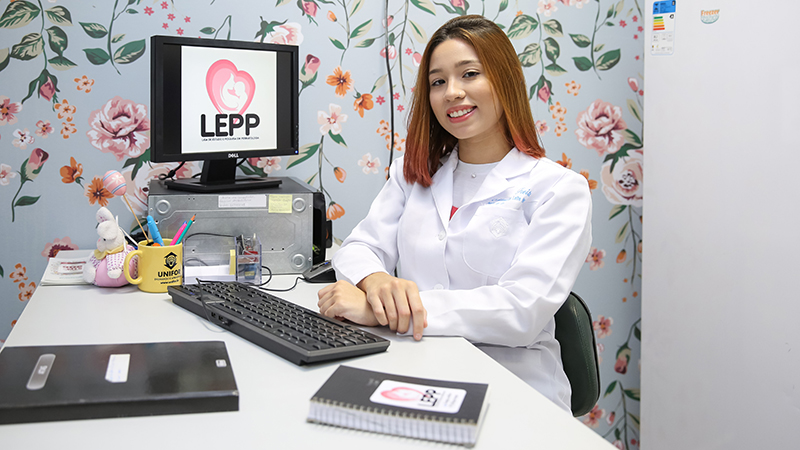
[228,153,239,158]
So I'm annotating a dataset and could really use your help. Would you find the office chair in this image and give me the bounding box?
[554,292,601,417]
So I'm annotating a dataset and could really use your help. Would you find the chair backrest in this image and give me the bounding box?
[554,292,601,417]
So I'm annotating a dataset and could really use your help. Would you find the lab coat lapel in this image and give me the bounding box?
[431,152,458,227]
[469,149,539,205]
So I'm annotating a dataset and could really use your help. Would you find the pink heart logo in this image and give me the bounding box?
[205,59,256,116]
[381,387,423,401]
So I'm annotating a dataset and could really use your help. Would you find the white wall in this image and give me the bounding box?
[641,1,800,448]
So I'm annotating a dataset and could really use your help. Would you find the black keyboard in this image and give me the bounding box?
[168,281,390,365]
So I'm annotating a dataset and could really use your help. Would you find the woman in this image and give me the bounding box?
[317,15,592,412]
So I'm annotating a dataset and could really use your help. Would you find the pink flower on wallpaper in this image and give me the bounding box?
[35,120,54,138]
[301,1,318,17]
[582,405,605,428]
[41,237,78,258]
[615,347,631,374]
[39,77,56,101]
[628,77,640,92]
[601,150,643,207]
[248,157,282,174]
[558,0,590,7]
[303,54,320,77]
[412,52,422,67]
[87,96,150,161]
[537,0,558,17]
[318,104,347,135]
[12,128,34,149]
[122,162,200,217]
[537,84,551,103]
[535,120,549,135]
[380,45,397,60]
[263,23,304,45]
[450,0,465,9]
[358,153,381,174]
[593,315,613,338]
[0,96,22,126]
[575,99,628,156]
[586,247,605,270]
[613,440,624,450]
[0,163,18,186]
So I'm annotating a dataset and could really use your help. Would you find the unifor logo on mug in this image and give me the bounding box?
[164,252,178,269]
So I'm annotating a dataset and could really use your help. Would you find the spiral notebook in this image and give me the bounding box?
[307,365,490,447]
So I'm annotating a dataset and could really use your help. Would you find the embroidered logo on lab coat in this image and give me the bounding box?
[490,217,509,238]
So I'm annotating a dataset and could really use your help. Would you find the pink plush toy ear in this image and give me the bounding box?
[96,206,114,224]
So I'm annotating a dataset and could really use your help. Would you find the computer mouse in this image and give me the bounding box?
[303,260,337,283]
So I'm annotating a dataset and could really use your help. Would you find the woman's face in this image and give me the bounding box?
[428,38,504,150]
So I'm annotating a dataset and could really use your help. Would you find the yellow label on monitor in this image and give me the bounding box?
[268,194,293,213]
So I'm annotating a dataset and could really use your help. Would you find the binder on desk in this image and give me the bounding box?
[0,341,238,425]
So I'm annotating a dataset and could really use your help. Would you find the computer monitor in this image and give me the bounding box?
[150,35,299,192]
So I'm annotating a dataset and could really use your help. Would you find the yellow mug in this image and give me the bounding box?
[124,241,183,293]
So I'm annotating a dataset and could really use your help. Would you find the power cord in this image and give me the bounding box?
[157,161,186,181]
[194,278,227,333]
[384,0,395,176]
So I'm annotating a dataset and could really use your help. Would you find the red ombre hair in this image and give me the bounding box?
[404,15,544,187]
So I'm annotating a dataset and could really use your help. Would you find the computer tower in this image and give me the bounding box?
[147,177,328,274]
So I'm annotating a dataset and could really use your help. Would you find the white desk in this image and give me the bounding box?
[0,277,612,449]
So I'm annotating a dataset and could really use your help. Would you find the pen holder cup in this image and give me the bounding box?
[124,241,183,293]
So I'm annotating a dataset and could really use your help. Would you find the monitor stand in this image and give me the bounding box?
[164,159,282,193]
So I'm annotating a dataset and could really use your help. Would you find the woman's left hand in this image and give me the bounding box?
[317,280,380,327]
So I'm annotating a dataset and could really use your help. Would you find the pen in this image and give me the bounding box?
[170,219,189,246]
[146,215,164,246]
[175,215,196,245]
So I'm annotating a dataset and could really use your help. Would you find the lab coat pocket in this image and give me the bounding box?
[463,206,527,278]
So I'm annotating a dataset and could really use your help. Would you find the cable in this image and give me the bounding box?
[253,265,306,291]
[194,278,227,333]
[254,265,274,287]
[157,161,186,181]
[384,0,396,176]
[260,276,304,292]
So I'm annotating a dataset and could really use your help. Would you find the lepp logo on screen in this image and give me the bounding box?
[200,59,260,138]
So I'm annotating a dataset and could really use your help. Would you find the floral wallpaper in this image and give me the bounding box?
[0,0,643,446]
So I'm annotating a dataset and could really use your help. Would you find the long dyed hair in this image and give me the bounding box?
[403,15,544,187]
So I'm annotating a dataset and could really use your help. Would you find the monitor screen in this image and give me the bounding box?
[150,36,299,192]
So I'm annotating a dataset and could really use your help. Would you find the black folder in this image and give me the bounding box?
[0,341,238,425]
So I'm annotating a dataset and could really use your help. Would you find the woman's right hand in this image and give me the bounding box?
[317,280,380,327]
[357,272,427,340]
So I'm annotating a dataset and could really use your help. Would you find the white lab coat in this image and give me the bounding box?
[333,148,592,411]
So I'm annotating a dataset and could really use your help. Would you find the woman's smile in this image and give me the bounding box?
[447,105,476,121]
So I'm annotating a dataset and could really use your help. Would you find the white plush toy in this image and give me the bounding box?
[83,207,136,287]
